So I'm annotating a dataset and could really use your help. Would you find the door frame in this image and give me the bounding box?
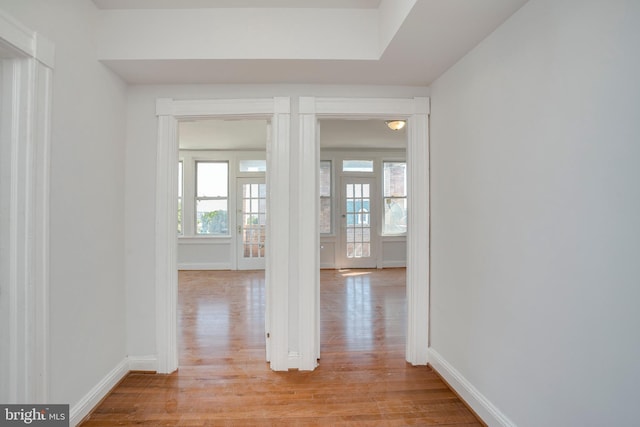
[0,10,54,402]
[155,97,291,372]
[236,176,267,270]
[298,97,430,366]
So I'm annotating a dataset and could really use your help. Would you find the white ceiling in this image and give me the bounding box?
[94,0,529,86]
[93,0,382,9]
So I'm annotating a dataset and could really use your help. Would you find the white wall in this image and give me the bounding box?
[0,0,128,411]
[125,84,427,360]
[430,0,640,425]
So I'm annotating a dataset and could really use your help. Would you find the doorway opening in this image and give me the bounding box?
[318,119,407,358]
[297,96,429,368]
[155,96,291,373]
[176,118,268,367]
[177,119,267,271]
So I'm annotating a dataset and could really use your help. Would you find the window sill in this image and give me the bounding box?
[178,235,232,244]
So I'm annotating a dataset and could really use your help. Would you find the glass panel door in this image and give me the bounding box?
[237,178,266,270]
[340,177,377,268]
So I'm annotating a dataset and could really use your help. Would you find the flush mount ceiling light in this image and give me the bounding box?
[385,120,406,131]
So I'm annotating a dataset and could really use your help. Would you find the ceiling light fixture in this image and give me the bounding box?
[385,120,406,131]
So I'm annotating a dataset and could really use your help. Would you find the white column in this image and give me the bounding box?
[297,97,320,370]
[406,97,430,365]
[266,97,291,371]
[155,103,179,374]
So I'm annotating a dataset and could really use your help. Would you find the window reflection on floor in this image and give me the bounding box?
[178,269,405,366]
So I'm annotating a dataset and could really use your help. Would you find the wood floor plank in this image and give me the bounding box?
[80,269,482,426]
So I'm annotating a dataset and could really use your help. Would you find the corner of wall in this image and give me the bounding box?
[428,348,516,427]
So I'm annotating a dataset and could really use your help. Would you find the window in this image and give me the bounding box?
[319,161,332,233]
[196,161,229,235]
[178,161,183,235]
[383,162,407,234]
[239,159,266,172]
[342,160,374,173]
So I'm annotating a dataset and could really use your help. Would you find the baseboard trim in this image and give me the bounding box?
[381,261,406,268]
[177,262,231,270]
[70,358,129,426]
[428,349,516,427]
[128,355,158,372]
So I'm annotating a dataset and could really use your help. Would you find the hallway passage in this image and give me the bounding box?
[80,269,482,426]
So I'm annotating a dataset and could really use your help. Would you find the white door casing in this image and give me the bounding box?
[298,97,430,367]
[157,96,428,373]
[0,10,54,403]
[155,97,291,372]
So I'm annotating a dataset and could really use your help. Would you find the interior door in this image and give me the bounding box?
[237,177,266,270]
[340,176,377,268]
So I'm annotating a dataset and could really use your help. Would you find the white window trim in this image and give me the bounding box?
[319,160,333,235]
[382,160,408,237]
[194,160,230,236]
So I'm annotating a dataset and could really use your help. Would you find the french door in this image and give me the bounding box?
[237,177,266,270]
[339,176,377,268]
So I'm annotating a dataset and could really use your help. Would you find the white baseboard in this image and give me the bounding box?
[128,355,158,372]
[69,358,129,426]
[69,355,160,426]
[177,262,231,270]
[428,349,516,427]
[381,260,406,268]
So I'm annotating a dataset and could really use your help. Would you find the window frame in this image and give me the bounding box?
[319,160,333,235]
[342,159,374,173]
[178,160,183,235]
[195,160,230,236]
[382,160,408,236]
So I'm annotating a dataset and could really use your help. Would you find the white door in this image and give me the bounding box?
[339,177,377,268]
[237,177,266,270]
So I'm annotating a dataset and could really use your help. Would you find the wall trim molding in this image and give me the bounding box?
[178,237,231,245]
[1,10,54,403]
[70,359,129,426]
[428,349,516,427]
[381,261,406,268]
[177,262,231,270]
[127,355,158,372]
[0,11,54,68]
[70,355,160,425]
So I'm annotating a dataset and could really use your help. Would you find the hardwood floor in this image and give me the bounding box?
[80,269,482,426]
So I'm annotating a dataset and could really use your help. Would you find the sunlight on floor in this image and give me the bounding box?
[339,269,372,277]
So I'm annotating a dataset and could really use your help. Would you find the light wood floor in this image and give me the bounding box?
[80,269,482,426]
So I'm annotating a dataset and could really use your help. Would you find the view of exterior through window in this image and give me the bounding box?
[345,182,371,258]
[383,162,407,234]
[240,182,266,258]
[178,161,183,234]
[320,160,332,234]
[196,161,229,235]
